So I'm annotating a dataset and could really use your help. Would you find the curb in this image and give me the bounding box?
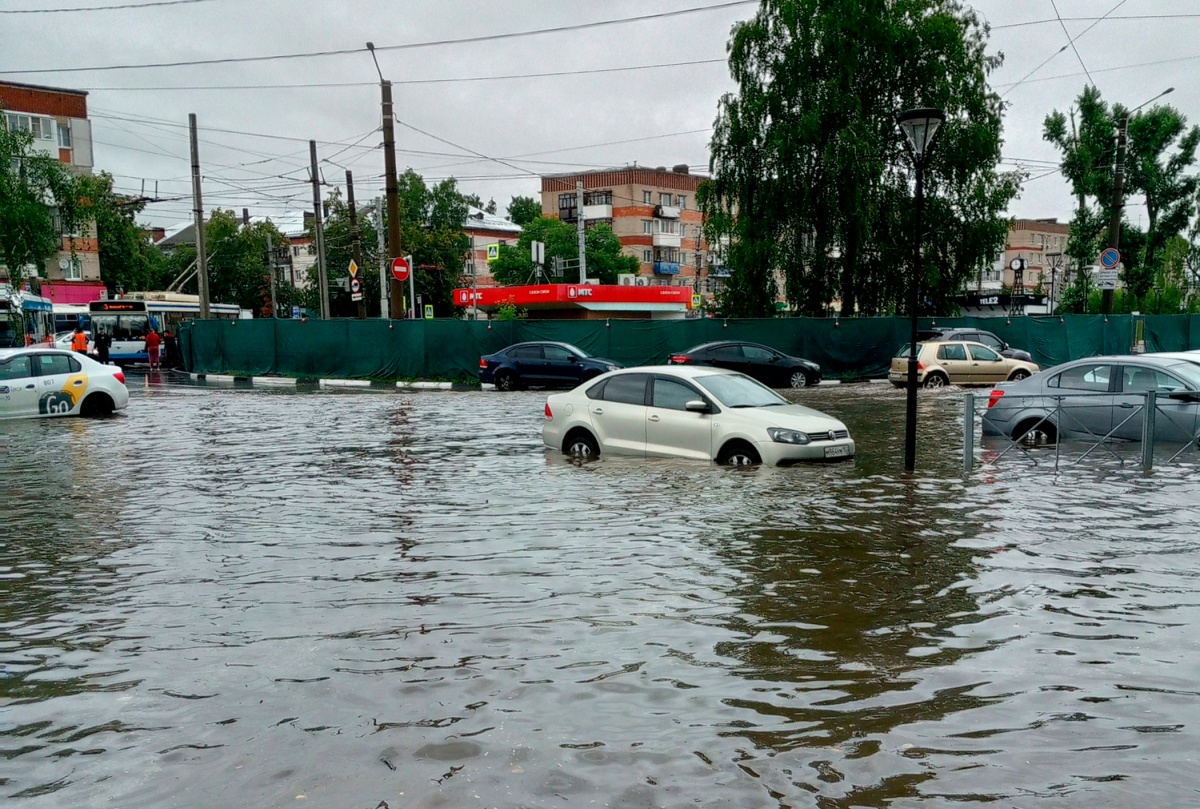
[251,376,298,387]
[397,381,453,390]
[318,379,372,389]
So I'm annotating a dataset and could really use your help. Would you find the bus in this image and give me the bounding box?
[52,303,92,336]
[89,292,242,364]
[0,286,54,347]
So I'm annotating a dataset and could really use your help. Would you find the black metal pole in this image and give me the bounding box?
[904,159,924,473]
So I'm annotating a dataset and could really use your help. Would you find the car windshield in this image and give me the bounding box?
[695,373,787,408]
[1167,362,1200,389]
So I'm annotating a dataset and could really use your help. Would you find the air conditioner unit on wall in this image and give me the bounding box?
[618,274,635,286]
[634,276,650,286]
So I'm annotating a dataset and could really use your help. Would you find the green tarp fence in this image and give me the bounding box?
[179,314,1153,381]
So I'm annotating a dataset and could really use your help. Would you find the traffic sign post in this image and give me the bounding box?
[1096,268,1120,291]
[424,304,434,319]
[1100,248,1120,269]
[350,277,363,302]
[390,256,410,282]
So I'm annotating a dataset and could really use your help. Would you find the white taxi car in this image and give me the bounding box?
[543,366,854,466]
[0,347,129,419]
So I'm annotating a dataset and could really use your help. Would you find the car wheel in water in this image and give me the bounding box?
[495,371,518,391]
[789,371,809,388]
[1009,369,1030,381]
[922,374,948,389]
[718,441,761,467]
[1014,419,1057,445]
[565,432,599,458]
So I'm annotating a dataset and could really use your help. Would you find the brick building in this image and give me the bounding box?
[0,80,103,304]
[539,165,725,294]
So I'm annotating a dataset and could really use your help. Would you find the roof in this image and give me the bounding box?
[464,206,521,234]
[0,80,88,97]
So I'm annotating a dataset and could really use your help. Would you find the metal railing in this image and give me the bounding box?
[963,390,1200,473]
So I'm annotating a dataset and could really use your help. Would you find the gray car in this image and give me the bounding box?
[982,355,1200,445]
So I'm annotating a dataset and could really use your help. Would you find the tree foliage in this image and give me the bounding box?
[199,209,287,314]
[507,195,541,226]
[703,0,1019,317]
[1045,86,1200,306]
[74,172,173,294]
[0,116,81,276]
[489,216,638,286]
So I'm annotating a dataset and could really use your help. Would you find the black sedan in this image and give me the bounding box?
[480,341,621,391]
[667,341,822,388]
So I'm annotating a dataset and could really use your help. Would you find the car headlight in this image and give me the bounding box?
[767,427,811,445]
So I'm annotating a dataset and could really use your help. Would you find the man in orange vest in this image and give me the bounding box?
[70,327,89,354]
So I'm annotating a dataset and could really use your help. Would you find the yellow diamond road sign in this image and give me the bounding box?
[348,259,358,277]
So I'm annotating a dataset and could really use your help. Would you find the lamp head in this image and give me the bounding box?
[897,107,946,160]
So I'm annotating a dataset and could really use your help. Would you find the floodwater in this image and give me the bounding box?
[3,375,1200,808]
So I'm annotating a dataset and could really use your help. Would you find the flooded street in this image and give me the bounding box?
[4,375,1200,807]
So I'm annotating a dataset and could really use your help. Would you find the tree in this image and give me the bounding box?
[462,192,484,209]
[75,172,171,294]
[507,195,541,226]
[203,209,287,314]
[0,115,81,278]
[485,197,497,215]
[703,0,1019,317]
[311,188,381,317]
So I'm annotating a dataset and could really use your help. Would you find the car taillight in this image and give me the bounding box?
[114,372,126,385]
[544,402,553,420]
[987,389,1005,409]
[479,357,488,369]
[916,361,924,371]
[668,355,691,364]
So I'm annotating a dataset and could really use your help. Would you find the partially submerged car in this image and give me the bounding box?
[543,366,854,466]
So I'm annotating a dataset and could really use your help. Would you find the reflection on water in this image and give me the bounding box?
[3,377,1199,806]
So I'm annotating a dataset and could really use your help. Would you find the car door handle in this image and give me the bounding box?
[73,380,83,386]
[592,408,604,415]
[1119,403,1136,408]
[648,415,661,422]
[25,384,36,389]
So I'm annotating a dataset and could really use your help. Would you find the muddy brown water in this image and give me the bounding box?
[3,375,1199,807]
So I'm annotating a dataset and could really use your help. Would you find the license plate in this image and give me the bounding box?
[824,445,851,458]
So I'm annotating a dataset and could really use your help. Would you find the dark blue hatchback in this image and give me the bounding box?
[479,341,621,391]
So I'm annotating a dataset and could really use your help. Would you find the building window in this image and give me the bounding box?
[643,191,652,204]
[658,220,676,235]
[292,245,303,257]
[62,257,82,281]
[643,249,652,262]
[583,190,611,206]
[659,192,672,206]
[4,113,52,138]
[643,220,652,235]
[57,124,72,149]
[558,193,576,219]
[677,195,686,208]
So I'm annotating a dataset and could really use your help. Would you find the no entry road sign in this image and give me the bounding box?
[391,256,410,282]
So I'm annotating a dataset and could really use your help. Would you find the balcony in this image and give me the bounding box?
[652,232,681,248]
[653,261,681,275]
[654,205,680,219]
[582,203,612,220]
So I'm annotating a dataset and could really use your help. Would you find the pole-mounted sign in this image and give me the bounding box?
[1099,248,1120,269]
[391,256,410,282]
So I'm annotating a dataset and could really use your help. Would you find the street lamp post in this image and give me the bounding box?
[897,107,945,473]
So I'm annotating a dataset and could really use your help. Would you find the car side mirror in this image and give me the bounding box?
[768,356,779,363]
[568,355,578,363]
[1167,390,1200,402]
[685,400,711,414]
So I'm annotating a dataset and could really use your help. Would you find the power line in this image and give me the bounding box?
[1000,0,1126,98]
[994,53,1200,89]
[70,58,728,92]
[1050,0,1100,89]
[0,0,218,13]
[0,1,756,76]
[992,13,1200,30]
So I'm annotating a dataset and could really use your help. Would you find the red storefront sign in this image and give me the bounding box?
[453,284,694,310]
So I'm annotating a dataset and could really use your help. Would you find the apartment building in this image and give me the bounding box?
[1002,218,1070,292]
[540,165,724,292]
[462,206,522,284]
[0,80,102,304]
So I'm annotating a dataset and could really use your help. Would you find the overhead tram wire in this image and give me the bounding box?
[74,58,729,92]
[1000,0,1127,98]
[0,1,757,76]
[1050,0,1098,89]
[993,53,1200,89]
[0,0,220,12]
[992,13,1200,30]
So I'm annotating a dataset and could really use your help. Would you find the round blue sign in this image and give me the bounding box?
[1100,248,1120,269]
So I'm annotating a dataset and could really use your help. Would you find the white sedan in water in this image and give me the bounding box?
[0,347,129,419]
[542,365,854,465]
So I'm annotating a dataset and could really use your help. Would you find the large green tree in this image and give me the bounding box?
[489,216,638,286]
[0,115,81,277]
[202,209,287,315]
[1045,87,1200,306]
[703,0,1019,317]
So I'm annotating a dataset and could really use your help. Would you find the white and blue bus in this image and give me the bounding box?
[89,292,242,363]
[0,286,54,347]
[52,303,92,335]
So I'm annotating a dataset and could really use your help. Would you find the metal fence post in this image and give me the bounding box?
[1141,390,1157,471]
[963,394,974,474]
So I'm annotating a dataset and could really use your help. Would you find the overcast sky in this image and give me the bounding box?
[2,0,1197,230]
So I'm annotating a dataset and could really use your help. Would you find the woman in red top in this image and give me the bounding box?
[144,329,162,369]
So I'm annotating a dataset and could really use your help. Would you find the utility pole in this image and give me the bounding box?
[1102,114,1128,316]
[380,79,403,318]
[375,196,388,318]
[346,170,366,319]
[188,113,210,319]
[576,180,587,283]
[309,141,330,319]
[266,233,278,318]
